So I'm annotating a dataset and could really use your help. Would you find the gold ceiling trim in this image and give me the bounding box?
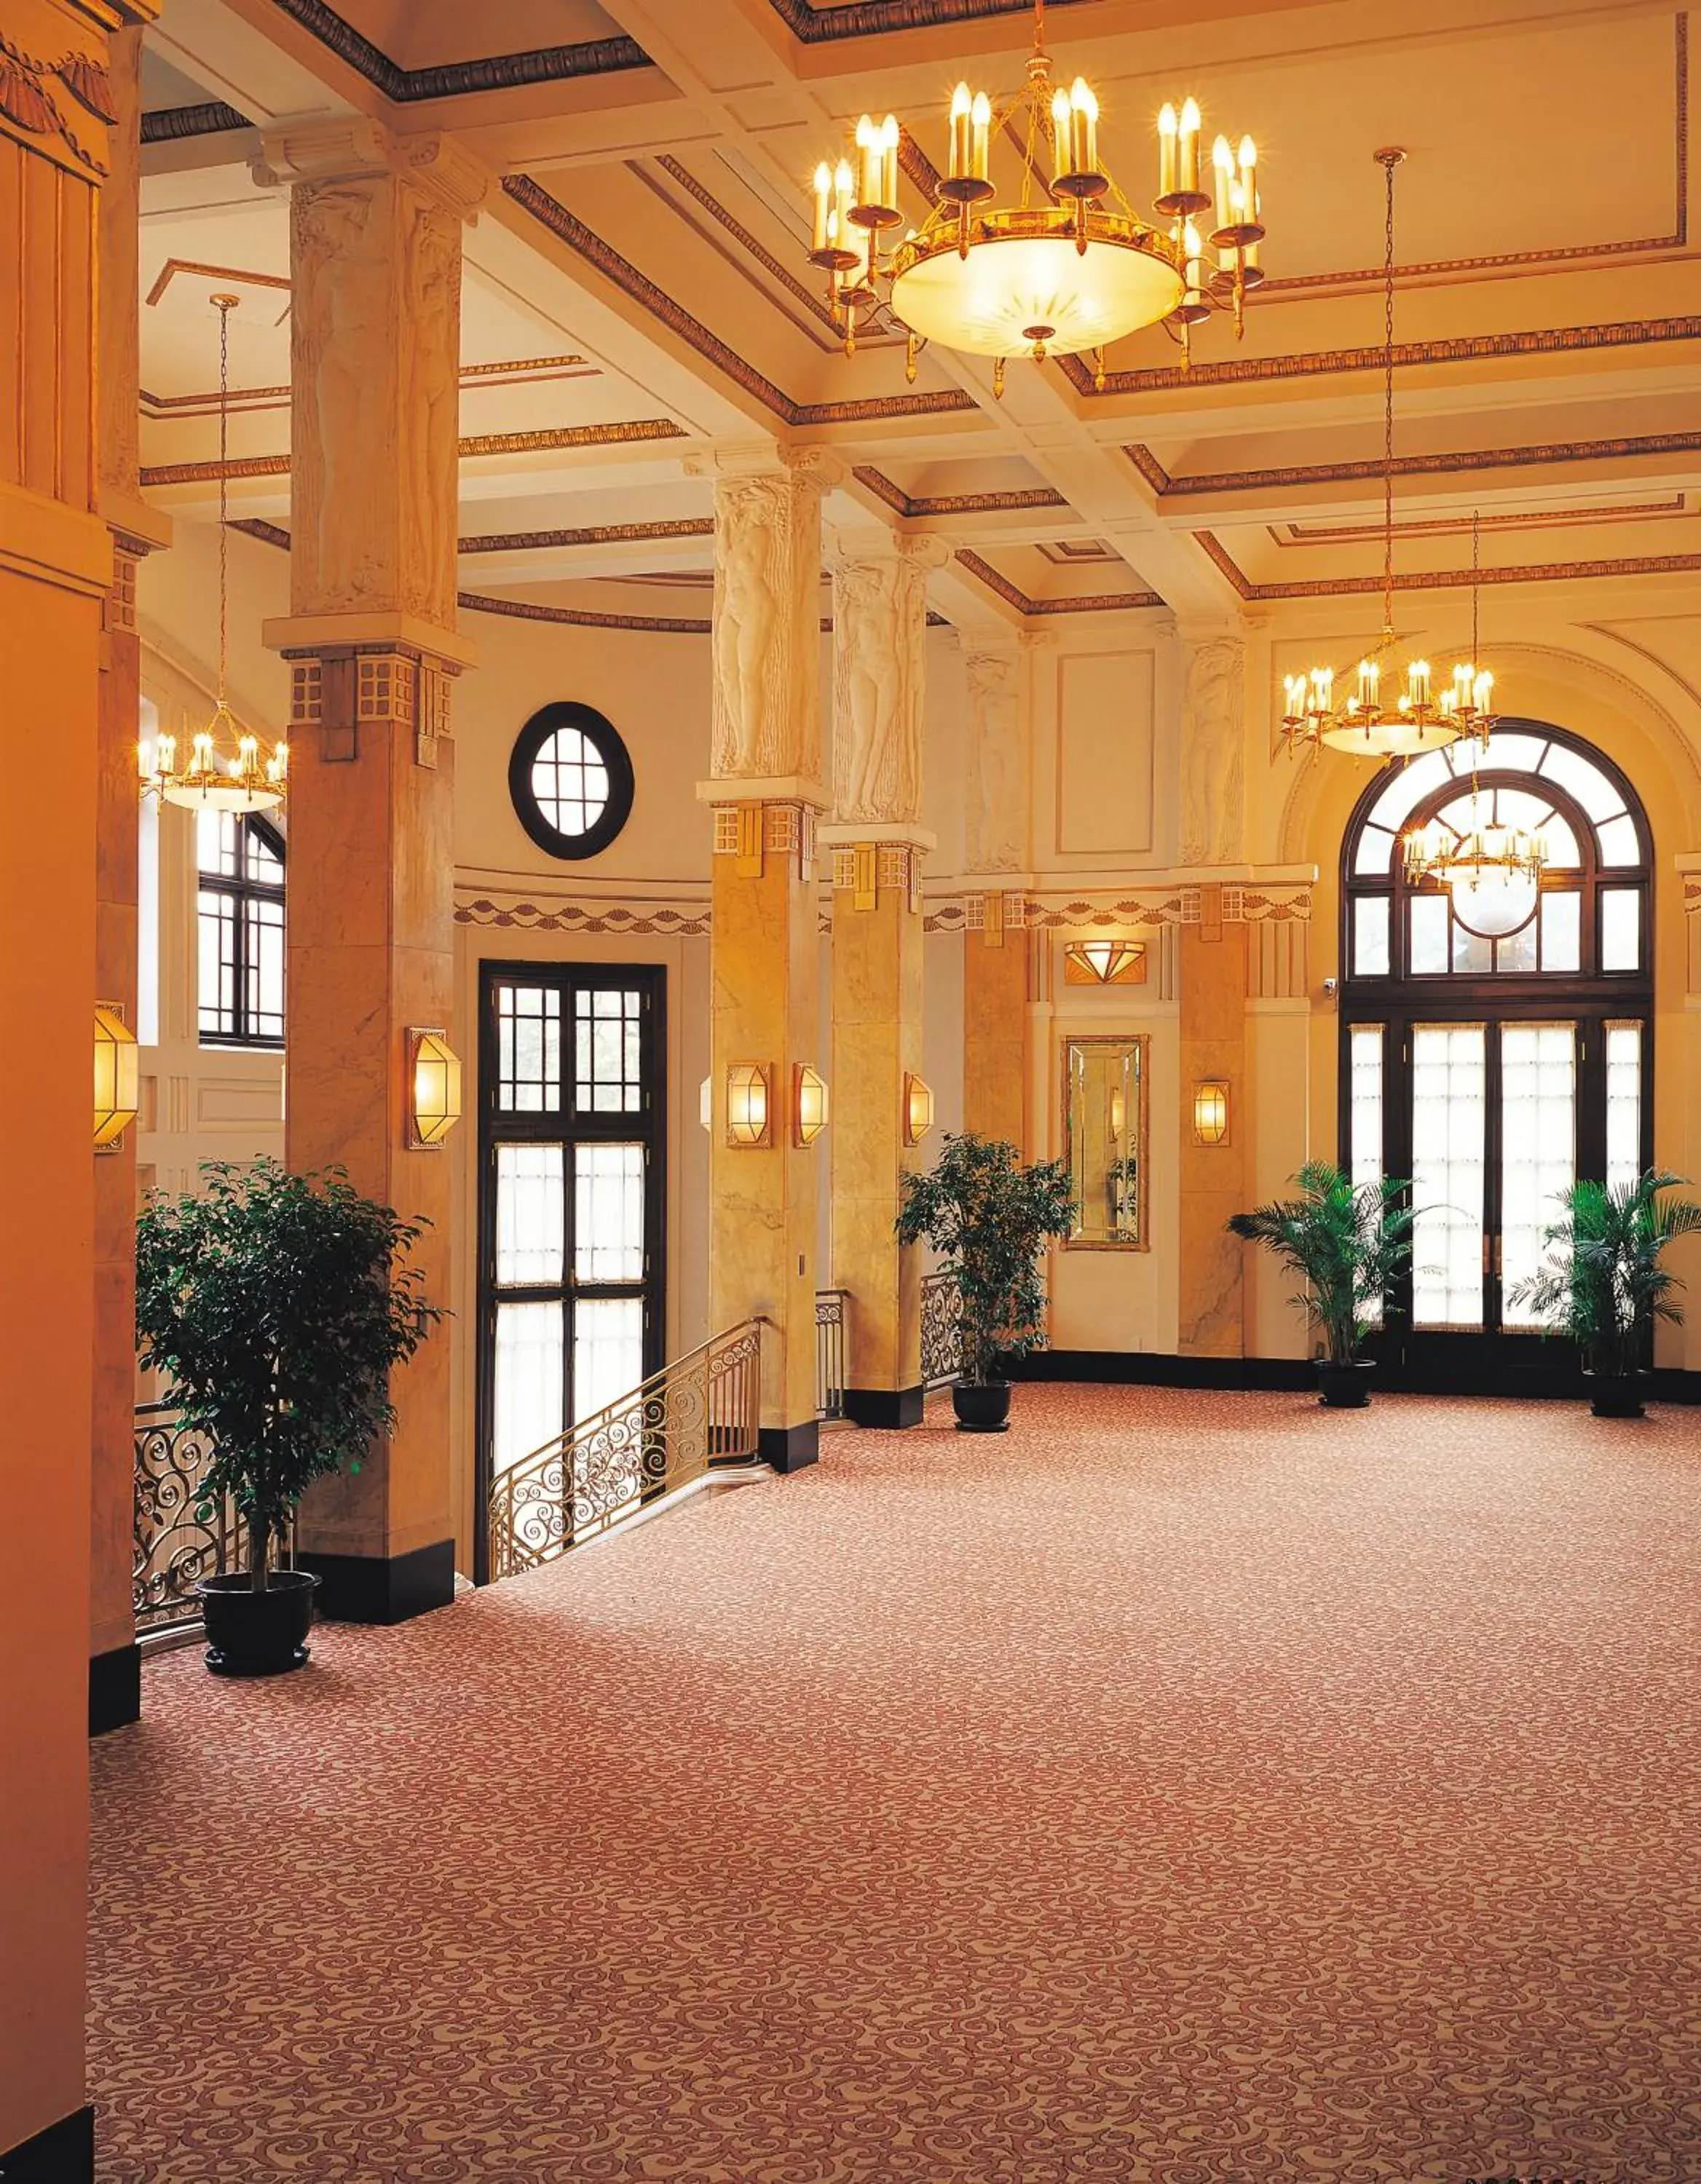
[141,419,687,486]
[765,0,1081,41]
[459,590,711,636]
[1196,529,1701,601]
[1270,498,1690,548]
[141,101,250,145]
[143,456,292,486]
[505,175,978,429]
[146,258,291,307]
[853,464,1067,518]
[140,354,596,419]
[264,0,650,101]
[459,518,715,555]
[1126,431,1701,502]
[1071,314,1701,399]
[955,548,1161,615]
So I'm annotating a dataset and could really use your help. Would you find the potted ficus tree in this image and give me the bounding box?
[1507,1168,1701,1417]
[1228,1161,1416,1408]
[896,1131,1077,1432]
[135,1160,443,1677]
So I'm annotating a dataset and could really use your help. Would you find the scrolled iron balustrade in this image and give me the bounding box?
[816,1288,849,1421]
[133,1402,292,1634]
[487,1318,765,1580]
[920,1268,964,1390]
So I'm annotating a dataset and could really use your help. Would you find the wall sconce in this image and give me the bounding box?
[1191,1077,1231,1147]
[1064,940,1146,986]
[409,1028,463,1148]
[793,1063,829,1147]
[93,1001,140,1153]
[903,1072,935,1147]
[726,1061,773,1148]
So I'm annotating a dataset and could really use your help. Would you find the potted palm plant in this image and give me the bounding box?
[896,1132,1077,1431]
[1506,1168,1701,1417]
[135,1160,443,1676]
[1228,1161,1415,1407]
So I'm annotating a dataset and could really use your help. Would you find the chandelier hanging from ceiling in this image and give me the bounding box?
[802,0,1266,392]
[139,293,288,815]
[1280,151,1503,760]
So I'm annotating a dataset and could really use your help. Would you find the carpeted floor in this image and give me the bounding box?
[90,1386,1701,2182]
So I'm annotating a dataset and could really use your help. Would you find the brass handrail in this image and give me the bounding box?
[486,1318,766,1580]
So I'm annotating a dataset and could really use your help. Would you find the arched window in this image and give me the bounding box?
[1339,721,1652,1389]
[197,810,285,1048]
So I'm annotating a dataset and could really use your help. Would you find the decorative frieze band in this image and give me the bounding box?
[456,896,710,938]
[927,883,1313,935]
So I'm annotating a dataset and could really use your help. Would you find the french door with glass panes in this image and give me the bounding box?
[1345,1012,1649,1390]
[475,964,665,1577]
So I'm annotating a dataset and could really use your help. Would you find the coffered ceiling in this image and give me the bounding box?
[137,0,1701,631]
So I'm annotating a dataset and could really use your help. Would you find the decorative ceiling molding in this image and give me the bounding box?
[1195,529,1701,601]
[505,175,977,429]
[459,518,716,555]
[141,100,250,143]
[1070,315,1701,398]
[229,518,291,549]
[141,354,596,420]
[144,455,292,486]
[460,590,712,634]
[1126,431,1701,501]
[955,548,1161,615]
[764,0,1080,41]
[853,464,1067,518]
[140,419,685,488]
[265,0,650,101]
[146,258,290,306]
[1271,498,1690,548]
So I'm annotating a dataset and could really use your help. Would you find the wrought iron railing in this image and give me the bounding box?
[920,1268,964,1389]
[133,1402,291,1635]
[816,1289,849,1421]
[487,1318,765,1580]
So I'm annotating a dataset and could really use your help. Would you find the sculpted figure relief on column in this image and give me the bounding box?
[398,193,462,626]
[832,556,923,826]
[965,645,1027,873]
[1179,637,1246,866]
[291,183,392,614]
[711,471,820,782]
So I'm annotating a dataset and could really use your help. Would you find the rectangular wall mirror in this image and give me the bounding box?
[1062,1036,1148,1251]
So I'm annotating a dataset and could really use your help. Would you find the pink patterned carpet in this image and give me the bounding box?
[90,1387,1701,2181]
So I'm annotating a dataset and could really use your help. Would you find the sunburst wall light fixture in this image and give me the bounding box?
[803,0,1266,392]
[139,294,288,814]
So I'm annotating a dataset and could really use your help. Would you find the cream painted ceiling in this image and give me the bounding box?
[137,0,1701,630]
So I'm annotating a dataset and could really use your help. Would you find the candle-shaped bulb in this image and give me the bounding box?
[1473,670,1493,713]
[833,157,853,234]
[1069,77,1097,177]
[1238,134,1258,224]
[970,90,991,181]
[950,81,972,177]
[879,113,899,207]
[1357,658,1380,710]
[1051,87,1072,180]
[812,161,832,251]
[1408,658,1430,709]
[1183,219,1204,294]
[1211,134,1234,232]
[854,112,878,207]
[1158,101,1178,198]
[1283,673,1306,717]
[1179,96,1201,193]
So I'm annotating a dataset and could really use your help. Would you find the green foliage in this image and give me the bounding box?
[1506,1168,1701,1378]
[135,1160,443,1587]
[1227,1160,1415,1365]
[895,1132,1078,1384]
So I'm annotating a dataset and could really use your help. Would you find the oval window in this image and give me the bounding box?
[508,702,634,861]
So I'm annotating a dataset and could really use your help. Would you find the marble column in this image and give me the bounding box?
[255,120,486,1619]
[695,446,839,1469]
[90,20,170,1736]
[822,531,946,1427]
[961,634,1032,1151]
[1176,633,1250,1356]
[0,9,156,2172]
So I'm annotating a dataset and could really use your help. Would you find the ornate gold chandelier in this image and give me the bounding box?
[803,0,1266,392]
[139,294,288,815]
[1281,153,1502,760]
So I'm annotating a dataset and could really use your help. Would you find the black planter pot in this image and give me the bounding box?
[1585,1370,1648,1420]
[952,1381,1013,1433]
[195,1570,321,1677]
[1318,1359,1376,1410]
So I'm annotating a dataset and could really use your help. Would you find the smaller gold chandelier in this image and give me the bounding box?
[1402,796,1547,941]
[139,293,288,815]
[803,0,1264,389]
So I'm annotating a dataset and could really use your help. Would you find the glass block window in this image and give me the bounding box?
[509,702,634,861]
[196,812,285,1047]
[1499,1024,1576,1330]
[1605,1023,1643,1195]
[1410,1024,1487,1329]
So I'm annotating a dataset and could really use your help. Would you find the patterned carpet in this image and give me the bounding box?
[89,1386,1701,2182]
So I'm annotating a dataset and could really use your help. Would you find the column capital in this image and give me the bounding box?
[252,119,492,220]
[829,527,951,573]
[684,441,846,491]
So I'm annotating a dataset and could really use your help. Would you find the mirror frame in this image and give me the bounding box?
[1059,1034,1149,1253]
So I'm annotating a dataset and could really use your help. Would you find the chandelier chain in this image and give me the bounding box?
[217,295,231,708]
[1381,151,1396,638]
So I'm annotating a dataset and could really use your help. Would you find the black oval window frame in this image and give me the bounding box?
[508,701,635,863]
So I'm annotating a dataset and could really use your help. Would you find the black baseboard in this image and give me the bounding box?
[1009,1349,1317,1392]
[844,1384,925,1430]
[759,1421,819,1473]
[294,1538,456,1625]
[88,1641,141,1737]
[1,2104,93,2183]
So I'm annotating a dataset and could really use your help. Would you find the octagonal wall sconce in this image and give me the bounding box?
[903,1072,935,1147]
[1191,1077,1231,1147]
[94,1001,140,1153]
[726,1061,774,1149]
[794,1064,829,1147]
[1064,940,1146,986]
[409,1028,463,1149]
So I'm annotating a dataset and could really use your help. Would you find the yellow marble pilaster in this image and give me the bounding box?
[256,120,486,1615]
[964,899,1030,1151]
[1177,888,1249,1356]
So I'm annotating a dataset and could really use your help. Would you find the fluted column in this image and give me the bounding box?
[256,119,487,1617]
[695,446,838,1468]
[961,633,1033,1151]
[90,20,170,1736]
[822,531,946,1427]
